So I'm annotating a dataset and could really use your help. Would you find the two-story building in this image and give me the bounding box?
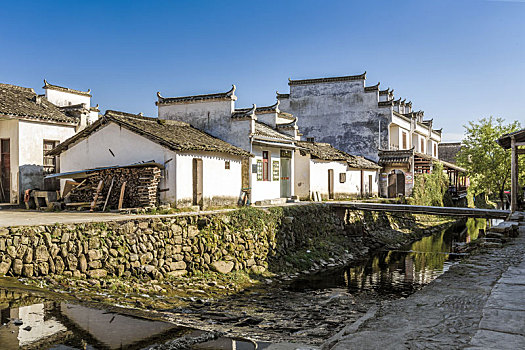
[276,72,462,197]
[0,81,99,204]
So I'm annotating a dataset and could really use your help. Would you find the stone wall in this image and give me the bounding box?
[0,205,349,280]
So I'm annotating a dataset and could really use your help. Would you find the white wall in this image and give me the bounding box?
[18,120,76,200]
[59,122,176,202]
[310,159,351,198]
[0,118,19,203]
[45,89,90,107]
[174,151,243,207]
[251,144,293,202]
[294,151,311,199]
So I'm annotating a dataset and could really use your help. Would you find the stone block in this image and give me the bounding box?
[170,261,187,271]
[87,269,107,278]
[0,261,10,275]
[211,260,234,274]
[12,259,23,275]
[167,270,187,278]
[35,246,50,262]
[22,264,33,277]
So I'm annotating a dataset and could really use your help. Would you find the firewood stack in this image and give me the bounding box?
[66,166,162,210]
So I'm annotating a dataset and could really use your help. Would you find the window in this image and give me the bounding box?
[225,160,230,170]
[434,144,437,157]
[272,161,280,181]
[306,137,315,142]
[420,139,425,153]
[257,160,263,180]
[43,140,59,174]
[339,173,346,183]
[402,132,407,149]
[262,151,270,181]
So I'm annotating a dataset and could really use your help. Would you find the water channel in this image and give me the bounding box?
[0,218,487,349]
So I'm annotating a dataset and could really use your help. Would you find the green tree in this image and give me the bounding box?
[457,117,523,204]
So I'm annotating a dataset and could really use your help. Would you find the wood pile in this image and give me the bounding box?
[66,166,162,210]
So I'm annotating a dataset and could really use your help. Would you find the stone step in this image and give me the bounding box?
[485,231,505,239]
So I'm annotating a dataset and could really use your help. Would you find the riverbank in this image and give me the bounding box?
[325,213,525,350]
[3,205,461,346]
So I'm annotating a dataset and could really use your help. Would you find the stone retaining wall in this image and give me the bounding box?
[0,205,431,280]
[0,205,351,279]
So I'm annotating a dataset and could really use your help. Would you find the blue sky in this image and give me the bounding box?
[1,0,524,141]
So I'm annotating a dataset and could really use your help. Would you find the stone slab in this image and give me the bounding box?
[479,308,525,336]
[469,329,525,349]
[485,285,525,311]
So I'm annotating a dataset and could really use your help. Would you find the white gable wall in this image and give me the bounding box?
[45,89,90,108]
[18,120,76,201]
[59,122,175,203]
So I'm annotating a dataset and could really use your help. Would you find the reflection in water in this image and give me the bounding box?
[291,218,486,297]
[0,287,263,350]
[0,288,186,349]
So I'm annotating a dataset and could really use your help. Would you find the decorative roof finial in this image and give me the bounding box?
[226,85,236,97]
[157,91,163,100]
[43,79,49,87]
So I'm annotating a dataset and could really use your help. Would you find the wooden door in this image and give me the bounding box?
[328,169,334,200]
[388,173,396,198]
[280,158,291,198]
[192,158,203,207]
[0,139,10,203]
[396,172,405,196]
[368,175,373,195]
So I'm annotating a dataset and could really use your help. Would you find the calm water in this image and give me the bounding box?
[289,218,487,297]
[0,288,264,349]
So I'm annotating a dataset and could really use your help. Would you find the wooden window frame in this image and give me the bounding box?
[339,173,346,183]
[402,132,407,149]
[225,160,230,170]
[43,140,59,175]
[262,151,270,181]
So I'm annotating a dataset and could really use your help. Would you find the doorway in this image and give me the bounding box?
[280,158,291,198]
[328,169,334,199]
[192,158,203,207]
[0,139,10,203]
[388,170,405,198]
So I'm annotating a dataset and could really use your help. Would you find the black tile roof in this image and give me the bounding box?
[298,141,380,169]
[288,72,366,86]
[254,121,294,141]
[48,110,252,157]
[0,83,78,124]
[156,85,236,105]
[43,80,92,97]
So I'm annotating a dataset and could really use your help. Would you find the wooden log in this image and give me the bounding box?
[103,177,115,212]
[118,181,127,210]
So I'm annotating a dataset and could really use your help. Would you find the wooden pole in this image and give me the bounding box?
[102,177,114,212]
[511,136,517,212]
[118,181,127,210]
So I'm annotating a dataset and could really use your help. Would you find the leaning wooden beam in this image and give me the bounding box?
[511,136,517,212]
[102,177,115,212]
[118,181,127,210]
[90,180,104,212]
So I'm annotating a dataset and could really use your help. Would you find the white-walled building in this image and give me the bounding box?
[295,141,380,200]
[156,87,299,204]
[0,83,86,203]
[276,72,446,197]
[48,110,251,208]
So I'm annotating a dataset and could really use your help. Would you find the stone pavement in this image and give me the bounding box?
[0,208,235,227]
[325,219,525,350]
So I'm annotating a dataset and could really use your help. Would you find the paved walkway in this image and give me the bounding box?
[0,208,235,227]
[325,222,525,350]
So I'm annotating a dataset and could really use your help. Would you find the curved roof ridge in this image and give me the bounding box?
[43,79,91,97]
[156,85,236,105]
[288,72,366,86]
